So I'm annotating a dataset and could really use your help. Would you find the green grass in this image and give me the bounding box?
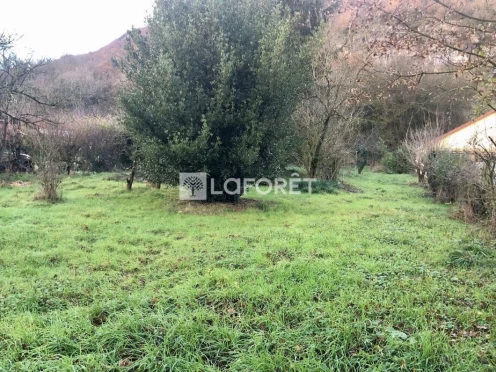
[0,171,495,371]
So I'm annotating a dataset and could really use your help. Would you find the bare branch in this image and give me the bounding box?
[432,0,496,24]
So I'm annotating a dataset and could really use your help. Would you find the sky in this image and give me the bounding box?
[2,0,155,59]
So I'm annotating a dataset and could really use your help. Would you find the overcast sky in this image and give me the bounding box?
[2,0,155,59]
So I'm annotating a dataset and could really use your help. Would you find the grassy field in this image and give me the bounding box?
[0,171,495,371]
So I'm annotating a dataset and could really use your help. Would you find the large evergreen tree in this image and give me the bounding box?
[120,0,311,201]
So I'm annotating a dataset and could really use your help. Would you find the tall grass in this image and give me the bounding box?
[0,171,494,370]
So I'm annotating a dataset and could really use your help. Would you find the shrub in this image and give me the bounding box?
[426,152,472,202]
[134,138,175,188]
[425,151,489,221]
[26,127,65,202]
[382,147,411,174]
[74,117,131,172]
[426,151,460,202]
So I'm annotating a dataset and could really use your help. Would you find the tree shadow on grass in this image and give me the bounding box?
[175,198,276,215]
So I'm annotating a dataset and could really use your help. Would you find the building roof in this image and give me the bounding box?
[439,111,496,141]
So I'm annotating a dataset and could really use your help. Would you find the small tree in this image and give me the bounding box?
[403,121,445,183]
[295,24,361,180]
[26,127,65,202]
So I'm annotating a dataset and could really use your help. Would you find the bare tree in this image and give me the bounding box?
[403,120,445,183]
[469,134,496,222]
[0,33,58,170]
[349,0,496,110]
[296,24,362,180]
[25,126,66,202]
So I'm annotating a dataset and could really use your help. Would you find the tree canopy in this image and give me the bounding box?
[120,0,311,200]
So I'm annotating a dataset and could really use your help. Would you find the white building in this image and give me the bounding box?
[439,111,496,151]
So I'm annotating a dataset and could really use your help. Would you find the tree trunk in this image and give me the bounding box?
[309,115,331,178]
[417,169,425,183]
[357,150,368,174]
[126,161,136,190]
[0,117,8,155]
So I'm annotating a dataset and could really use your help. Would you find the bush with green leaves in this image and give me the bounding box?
[425,151,489,221]
[120,0,311,201]
[134,137,177,187]
[426,152,468,202]
[381,147,411,174]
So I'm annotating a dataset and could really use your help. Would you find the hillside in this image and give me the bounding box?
[34,28,147,115]
[49,28,148,77]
